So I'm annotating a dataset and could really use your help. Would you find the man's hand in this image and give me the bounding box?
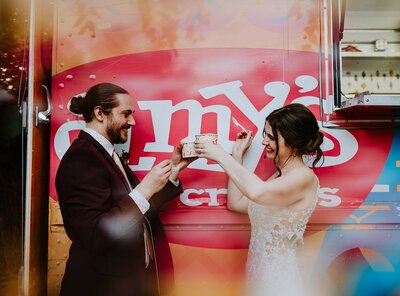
[135,160,172,200]
[170,143,197,181]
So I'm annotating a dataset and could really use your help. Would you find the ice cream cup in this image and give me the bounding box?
[182,142,197,158]
[195,133,218,144]
[182,134,218,158]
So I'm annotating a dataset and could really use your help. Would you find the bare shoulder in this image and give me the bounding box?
[286,166,317,188]
[285,167,318,209]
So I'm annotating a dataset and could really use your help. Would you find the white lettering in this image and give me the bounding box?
[198,80,290,172]
[179,188,228,207]
[205,188,228,206]
[54,120,132,162]
[54,76,359,172]
[179,187,342,208]
[138,99,233,172]
[292,75,358,167]
[180,189,204,206]
[318,187,341,207]
[54,120,85,160]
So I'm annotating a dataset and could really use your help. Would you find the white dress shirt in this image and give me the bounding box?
[82,127,152,214]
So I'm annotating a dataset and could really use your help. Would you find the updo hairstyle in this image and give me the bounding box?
[265,103,324,176]
[69,83,129,122]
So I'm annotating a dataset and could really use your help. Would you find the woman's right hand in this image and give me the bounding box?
[232,131,253,160]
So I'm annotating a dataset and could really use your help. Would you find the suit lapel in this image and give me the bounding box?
[78,131,133,193]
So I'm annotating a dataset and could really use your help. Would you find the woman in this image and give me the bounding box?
[194,103,324,296]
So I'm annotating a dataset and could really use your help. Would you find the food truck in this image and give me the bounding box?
[3,0,400,295]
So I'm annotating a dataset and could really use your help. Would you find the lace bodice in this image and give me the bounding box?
[245,177,319,296]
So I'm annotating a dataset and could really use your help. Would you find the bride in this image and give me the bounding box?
[194,103,324,296]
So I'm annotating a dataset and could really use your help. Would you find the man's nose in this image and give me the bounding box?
[128,115,135,126]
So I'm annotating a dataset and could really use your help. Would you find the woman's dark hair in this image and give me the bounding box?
[264,103,324,176]
[69,83,129,122]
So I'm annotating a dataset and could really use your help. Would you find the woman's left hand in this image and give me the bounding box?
[194,140,227,162]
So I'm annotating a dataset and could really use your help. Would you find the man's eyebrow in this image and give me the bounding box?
[122,109,134,114]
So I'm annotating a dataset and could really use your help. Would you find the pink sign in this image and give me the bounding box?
[50,48,393,248]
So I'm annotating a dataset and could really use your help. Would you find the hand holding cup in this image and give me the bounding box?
[194,134,226,162]
[181,134,218,158]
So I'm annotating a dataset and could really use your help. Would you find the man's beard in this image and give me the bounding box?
[107,121,128,144]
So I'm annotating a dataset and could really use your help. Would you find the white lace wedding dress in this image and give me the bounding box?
[245,178,319,296]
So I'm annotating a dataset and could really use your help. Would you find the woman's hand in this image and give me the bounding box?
[232,131,253,161]
[194,140,227,162]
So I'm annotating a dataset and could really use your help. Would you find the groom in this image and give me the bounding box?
[56,83,192,296]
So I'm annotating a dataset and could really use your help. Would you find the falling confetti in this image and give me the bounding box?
[106,6,120,16]
[273,16,290,25]
[354,74,358,81]
[389,70,393,77]
[377,82,380,89]
[390,82,393,90]
[164,8,178,19]
[361,83,366,89]
[362,71,366,79]
[376,70,380,77]
[207,0,222,8]
[191,13,201,25]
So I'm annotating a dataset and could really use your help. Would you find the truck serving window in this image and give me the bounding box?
[320,0,400,128]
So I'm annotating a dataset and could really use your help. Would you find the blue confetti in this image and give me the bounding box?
[191,13,201,25]
[273,15,290,25]
[207,0,221,8]
[106,6,120,16]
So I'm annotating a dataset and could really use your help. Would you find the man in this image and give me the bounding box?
[56,83,192,296]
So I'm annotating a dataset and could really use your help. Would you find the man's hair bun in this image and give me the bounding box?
[69,95,86,115]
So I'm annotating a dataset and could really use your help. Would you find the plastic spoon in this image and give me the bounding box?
[232,116,247,133]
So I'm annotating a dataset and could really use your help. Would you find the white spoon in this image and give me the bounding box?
[232,116,247,133]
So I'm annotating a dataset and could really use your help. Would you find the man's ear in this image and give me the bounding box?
[93,106,104,122]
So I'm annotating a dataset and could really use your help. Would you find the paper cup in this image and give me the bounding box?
[182,142,197,158]
[195,133,218,144]
[182,134,218,158]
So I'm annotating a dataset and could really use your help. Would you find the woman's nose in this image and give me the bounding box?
[262,138,268,146]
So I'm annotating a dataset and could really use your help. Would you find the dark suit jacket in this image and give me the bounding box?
[56,131,183,296]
